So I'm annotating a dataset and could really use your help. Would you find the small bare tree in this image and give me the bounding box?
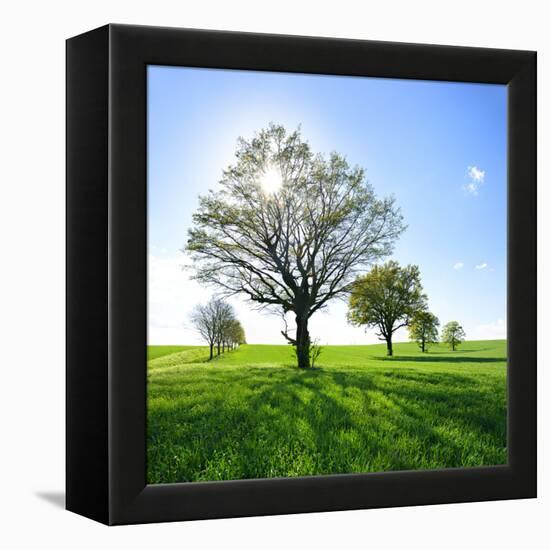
[212,299,235,356]
[190,300,217,360]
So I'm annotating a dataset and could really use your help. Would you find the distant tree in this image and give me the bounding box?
[226,319,246,350]
[347,261,427,356]
[190,298,236,360]
[441,321,466,351]
[190,300,217,360]
[186,124,405,368]
[213,300,235,356]
[408,310,439,352]
[235,320,247,347]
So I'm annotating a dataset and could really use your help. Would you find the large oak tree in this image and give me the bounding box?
[186,124,405,368]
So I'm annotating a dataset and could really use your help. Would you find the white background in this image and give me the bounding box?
[0,1,547,547]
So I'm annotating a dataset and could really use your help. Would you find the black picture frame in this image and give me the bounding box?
[66,23,537,525]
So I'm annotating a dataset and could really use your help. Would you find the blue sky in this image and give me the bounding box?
[147,65,507,345]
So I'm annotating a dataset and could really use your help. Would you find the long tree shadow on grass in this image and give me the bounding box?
[316,369,505,468]
[243,368,505,475]
[322,367,505,436]
[378,370,482,386]
[379,355,505,364]
[375,372,507,438]
[148,364,506,482]
[407,347,496,355]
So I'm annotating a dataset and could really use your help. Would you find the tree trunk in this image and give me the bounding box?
[209,343,213,360]
[295,315,311,369]
[222,341,225,353]
[386,337,393,357]
[217,341,220,355]
[421,339,425,353]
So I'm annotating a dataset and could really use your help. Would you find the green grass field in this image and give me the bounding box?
[147,340,507,484]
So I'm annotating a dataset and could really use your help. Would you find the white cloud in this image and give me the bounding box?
[453,262,464,270]
[467,165,485,183]
[464,165,486,195]
[475,262,488,270]
[464,182,479,196]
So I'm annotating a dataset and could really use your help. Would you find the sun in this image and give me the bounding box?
[260,164,283,195]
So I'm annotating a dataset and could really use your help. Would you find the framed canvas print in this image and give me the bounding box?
[66,24,536,525]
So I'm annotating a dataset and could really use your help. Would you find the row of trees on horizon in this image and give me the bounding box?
[347,261,467,354]
[190,280,467,360]
[190,298,246,360]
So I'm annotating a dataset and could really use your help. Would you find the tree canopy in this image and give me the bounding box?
[186,124,405,368]
[347,261,427,356]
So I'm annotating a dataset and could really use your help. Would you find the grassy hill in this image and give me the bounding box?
[147,345,200,361]
[147,340,507,483]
